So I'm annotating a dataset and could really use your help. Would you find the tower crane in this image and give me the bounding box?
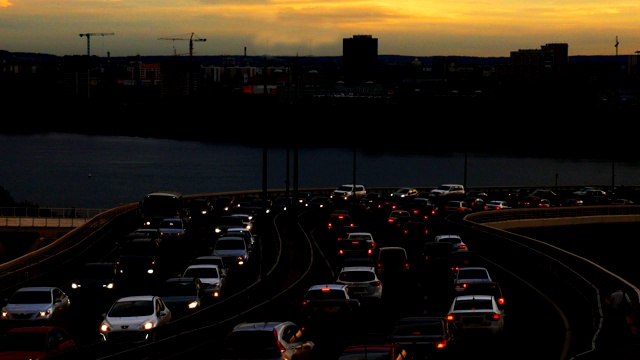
[79,33,115,57]
[158,33,206,60]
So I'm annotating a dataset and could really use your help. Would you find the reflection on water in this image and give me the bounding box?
[1,132,638,209]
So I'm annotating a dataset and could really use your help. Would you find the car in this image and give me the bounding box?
[99,295,172,343]
[514,195,545,208]
[530,189,558,203]
[429,184,465,198]
[337,234,377,259]
[559,198,584,207]
[338,343,409,360]
[213,215,248,236]
[1,286,72,326]
[191,255,229,278]
[453,266,493,293]
[404,197,438,221]
[228,213,254,231]
[327,212,355,231]
[181,264,225,299]
[332,224,361,242]
[401,220,429,240]
[157,217,187,239]
[115,237,163,285]
[336,266,383,302]
[212,236,250,270]
[611,198,635,205]
[306,195,332,210]
[442,200,473,213]
[389,187,420,200]
[222,321,315,360]
[459,281,506,314]
[434,234,469,252]
[70,262,121,305]
[183,197,213,223]
[0,325,77,359]
[387,210,411,226]
[330,184,367,202]
[358,192,387,211]
[375,246,410,278]
[387,316,459,357]
[463,196,486,211]
[299,284,361,328]
[270,196,293,213]
[220,227,256,252]
[157,277,207,318]
[446,294,505,337]
[484,200,511,210]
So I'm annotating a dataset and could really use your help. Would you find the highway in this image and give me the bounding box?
[1,201,639,359]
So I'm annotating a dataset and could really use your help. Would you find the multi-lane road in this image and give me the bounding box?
[1,202,639,359]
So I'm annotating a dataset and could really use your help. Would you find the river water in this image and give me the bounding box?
[1,132,639,209]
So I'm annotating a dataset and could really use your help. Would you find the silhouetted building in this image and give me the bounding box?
[510,43,568,82]
[343,35,378,84]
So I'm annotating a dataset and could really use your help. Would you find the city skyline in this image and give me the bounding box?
[1,0,639,58]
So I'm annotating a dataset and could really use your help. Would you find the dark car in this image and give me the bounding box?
[70,262,122,305]
[387,316,459,358]
[0,325,77,359]
[157,277,207,318]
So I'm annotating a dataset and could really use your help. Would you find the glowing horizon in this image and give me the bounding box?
[1,0,638,57]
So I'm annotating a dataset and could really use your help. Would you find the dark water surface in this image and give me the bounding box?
[2,132,639,209]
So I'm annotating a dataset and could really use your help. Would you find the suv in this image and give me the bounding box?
[222,321,315,360]
[429,184,465,198]
[375,246,410,278]
[330,184,367,202]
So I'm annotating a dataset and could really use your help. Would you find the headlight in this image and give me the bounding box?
[142,321,156,330]
[100,323,111,332]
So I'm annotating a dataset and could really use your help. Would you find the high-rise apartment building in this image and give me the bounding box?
[342,35,378,84]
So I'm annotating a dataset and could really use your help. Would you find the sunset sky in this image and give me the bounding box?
[1,0,638,58]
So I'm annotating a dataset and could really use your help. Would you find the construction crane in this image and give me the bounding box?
[79,33,115,57]
[158,33,206,60]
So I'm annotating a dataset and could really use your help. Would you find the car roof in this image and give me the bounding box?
[16,286,56,292]
[233,321,290,331]
[454,294,494,301]
[115,295,156,302]
[340,266,376,272]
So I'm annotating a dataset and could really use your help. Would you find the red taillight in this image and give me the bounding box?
[497,297,505,306]
[436,339,448,349]
[487,313,501,321]
[446,314,455,321]
[388,218,395,224]
[370,280,381,287]
[458,244,467,250]
[275,329,286,353]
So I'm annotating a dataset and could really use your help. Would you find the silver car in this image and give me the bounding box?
[1,286,72,325]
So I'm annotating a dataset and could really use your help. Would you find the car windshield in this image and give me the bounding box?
[160,282,196,296]
[184,267,219,279]
[0,331,47,352]
[458,269,489,280]
[339,271,375,282]
[108,300,154,317]
[10,290,51,304]
[391,321,444,336]
[215,240,245,250]
[306,289,348,300]
[453,299,493,311]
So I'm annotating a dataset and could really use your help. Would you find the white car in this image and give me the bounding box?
[182,264,225,299]
[453,266,493,293]
[434,234,469,253]
[157,217,186,238]
[99,295,172,343]
[485,200,512,210]
[335,266,383,302]
[446,294,504,336]
[429,184,465,198]
[0,286,71,326]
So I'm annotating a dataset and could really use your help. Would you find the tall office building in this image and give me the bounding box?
[342,35,378,84]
